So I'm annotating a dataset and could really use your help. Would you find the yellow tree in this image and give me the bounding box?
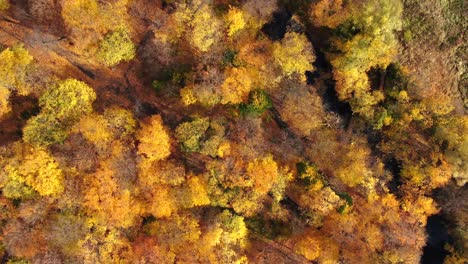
[173,0,221,52]
[74,114,113,149]
[0,45,33,119]
[220,67,253,104]
[96,28,135,67]
[23,78,96,147]
[0,85,10,119]
[334,143,372,187]
[313,0,403,117]
[0,44,33,94]
[0,0,9,10]
[272,32,315,77]
[103,106,137,138]
[39,78,96,124]
[62,0,130,33]
[83,162,141,228]
[137,115,171,162]
[225,7,246,37]
[3,147,63,198]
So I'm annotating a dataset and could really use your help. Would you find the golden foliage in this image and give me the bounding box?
[295,235,321,261]
[0,85,10,119]
[310,0,350,28]
[0,0,9,10]
[74,114,113,146]
[78,221,133,263]
[225,7,246,37]
[335,143,371,187]
[173,0,221,52]
[187,175,210,207]
[247,156,279,194]
[103,106,137,138]
[324,0,403,117]
[0,45,33,99]
[272,32,315,76]
[175,117,209,152]
[137,115,171,162]
[4,148,63,198]
[62,0,129,33]
[39,78,96,124]
[96,28,135,67]
[83,163,141,228]
[221,67,253,104]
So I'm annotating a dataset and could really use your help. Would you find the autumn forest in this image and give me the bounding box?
[0,0,466,263]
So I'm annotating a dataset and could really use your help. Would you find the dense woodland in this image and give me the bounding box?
[0,0,466,263]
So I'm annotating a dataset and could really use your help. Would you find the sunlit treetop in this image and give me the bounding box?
[39,78,96,124]
[103,106,137,138]
[220,67,253,104]
[74,114,113,147]
[310,0,350,28]
[22,114,68,147]
[137,115,171,162]
[0,85,10,119]
[83,163,141,228]
[62,0,130,33]
[175,117,210,152]
[225,7,246,37]
[173,0,221,52]
[272,32,315,77]
[96,28,135,67]
[0,0,9,10]
[3,147,63,198]
[23,78,96,147]
[0,44,33,95]
[62,0,99,29]
[320,0,403,117]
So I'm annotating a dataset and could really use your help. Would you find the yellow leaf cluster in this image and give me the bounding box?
[103,106,137,137]
[39,78,96,124]
[147,185,177,218]
[0,0,9,10]
[74,107,136,149]
[225,7,246,37]
[0,45,33,94]
[402,196,438,225]
[187,176,210,207]
[0,85,10,119]
[295,235,321,261]
[310,0,350,28]
[221,67,253,104]
[4,148,63,198]
[272,32,315,76]
[335,144,370,187]
[84,164,141,228]
[96,28,135,67]
[173,1,221,52]
[78,222,133,263]
[247,156,279,194]
[137,115,171,162]
[62,0,129,33]
[75,114,113,146]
